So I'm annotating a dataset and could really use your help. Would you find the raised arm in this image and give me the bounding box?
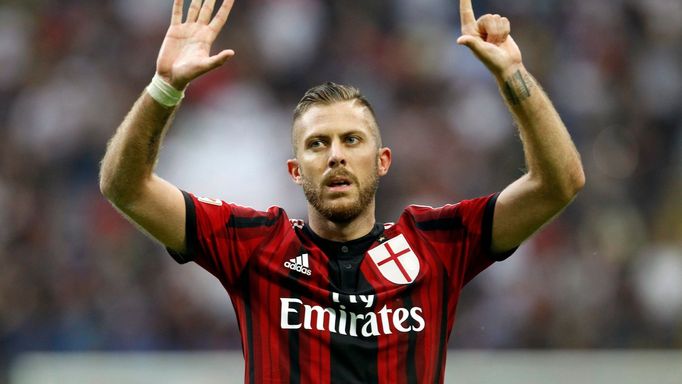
[99,0,235,252]
[457,0,585,253]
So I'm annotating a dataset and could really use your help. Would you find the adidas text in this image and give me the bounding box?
[284,254,312,276]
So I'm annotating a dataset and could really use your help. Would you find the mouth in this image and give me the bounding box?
[325,176,353,192]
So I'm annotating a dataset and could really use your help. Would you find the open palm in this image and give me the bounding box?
[157,0,235,90]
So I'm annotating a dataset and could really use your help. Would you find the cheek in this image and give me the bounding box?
[360,153,380,173]
[299,161,323,181]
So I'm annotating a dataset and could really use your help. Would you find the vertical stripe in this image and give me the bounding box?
[319,304,332,384]
[260,222,299,381]
[434,273,449,384]
[285,245,305,384]
[238,212,284,383]
[388,328,397,384]
[298,235,331,384]
[328,261,379,383]
[282,243,305,384]
[403,297,418,384]
[288,312,301,384]
[223,222,241,284]
[257,239,270,380]
[424,252,438,383]
[362,241,391,384]
[254,264,266,383]
[376,318,389,384]
[242,276,256,384]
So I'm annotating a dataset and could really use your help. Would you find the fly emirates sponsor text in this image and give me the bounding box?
[280,292,425,337]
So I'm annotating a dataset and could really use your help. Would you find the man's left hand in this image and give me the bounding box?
[457,0,523,78]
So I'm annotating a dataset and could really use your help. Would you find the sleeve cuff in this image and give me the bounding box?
[166,189,198,264]
[482,192,517,262]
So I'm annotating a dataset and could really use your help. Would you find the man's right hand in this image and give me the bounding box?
[157,0,236,90]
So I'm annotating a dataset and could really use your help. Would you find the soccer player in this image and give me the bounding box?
[99,0,584,382]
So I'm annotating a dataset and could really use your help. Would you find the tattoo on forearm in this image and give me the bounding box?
[503,70,534,105]
[144,108,175,166]
[146,134,160,165]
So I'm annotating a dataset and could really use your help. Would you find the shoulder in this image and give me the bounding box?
[401,202,464,222]
[226,203,288,229]
[398,194,497,231]
[187,191,289,227]
[398,204,464,232]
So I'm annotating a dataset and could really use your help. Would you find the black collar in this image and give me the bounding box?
[303,223,384,260]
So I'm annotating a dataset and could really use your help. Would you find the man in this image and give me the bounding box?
[99,0,584,382]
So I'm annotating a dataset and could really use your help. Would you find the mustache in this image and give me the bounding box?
[322,169,358,185]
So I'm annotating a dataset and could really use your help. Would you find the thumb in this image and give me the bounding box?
[457,35,484,52]
[201,49,236,72]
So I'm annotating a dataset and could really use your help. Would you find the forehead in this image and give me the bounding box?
[293,101,376,142]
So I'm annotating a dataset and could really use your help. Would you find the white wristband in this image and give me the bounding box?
[146,73,185,107]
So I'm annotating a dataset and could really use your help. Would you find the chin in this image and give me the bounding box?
[318,200,365,223]
[303,178,378,223]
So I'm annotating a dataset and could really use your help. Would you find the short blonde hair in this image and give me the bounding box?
[292,82,381,155]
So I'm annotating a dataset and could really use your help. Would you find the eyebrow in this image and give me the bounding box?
[304,129,367,140]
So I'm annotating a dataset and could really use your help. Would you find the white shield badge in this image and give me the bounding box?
[368,234,420,285]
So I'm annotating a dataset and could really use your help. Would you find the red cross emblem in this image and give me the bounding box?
[368,234,420,285]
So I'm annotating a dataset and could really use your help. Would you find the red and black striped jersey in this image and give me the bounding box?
[167,191,512,384]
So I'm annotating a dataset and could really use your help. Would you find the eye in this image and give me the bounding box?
[308,139,325,149]
[345,135,360,145]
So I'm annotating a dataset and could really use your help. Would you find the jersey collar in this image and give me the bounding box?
[303,223,384,260]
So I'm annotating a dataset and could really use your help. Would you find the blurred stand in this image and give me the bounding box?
[0,0,680,383]
[10,351,682,384]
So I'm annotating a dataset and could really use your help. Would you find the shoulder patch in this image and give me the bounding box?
[197,196,223,206]
[289,219,304,229]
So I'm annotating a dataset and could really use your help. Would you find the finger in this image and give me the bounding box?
[488,15,509,44]
[209,0,235,30]
[495,17,508,44]
[487,15,502,44]
[460,0,477,32]
[501,16,511,39]
[171,0,183,25]
[478,14,493,39]
[479,14,504,44]
[197,0,216,24]
[186,0,202,22]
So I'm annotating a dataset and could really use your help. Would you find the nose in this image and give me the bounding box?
[327,140,346,168]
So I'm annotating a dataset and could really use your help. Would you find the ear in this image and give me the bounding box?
[377,147,392,177]
[287,158,303,185]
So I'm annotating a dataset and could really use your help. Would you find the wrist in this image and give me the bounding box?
[497,64,536,106]
[146,73,186,108]
[494,63,526,83]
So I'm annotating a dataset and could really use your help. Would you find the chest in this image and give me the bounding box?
[233,225,459,344]
[245,226,446,310]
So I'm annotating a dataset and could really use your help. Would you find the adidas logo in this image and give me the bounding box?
[284,253,312,276]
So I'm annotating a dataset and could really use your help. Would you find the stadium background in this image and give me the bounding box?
[0,0,680,382]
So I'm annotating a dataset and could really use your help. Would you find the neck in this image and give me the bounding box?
[307,201,376,242]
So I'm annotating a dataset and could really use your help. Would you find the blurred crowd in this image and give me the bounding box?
[0,0,681,379]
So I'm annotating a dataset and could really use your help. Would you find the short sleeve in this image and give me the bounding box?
[166,190,285,288]
[455,193,515,284]
[405,193,515,289]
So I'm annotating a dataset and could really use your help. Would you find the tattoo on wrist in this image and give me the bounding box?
[503,70,534,105]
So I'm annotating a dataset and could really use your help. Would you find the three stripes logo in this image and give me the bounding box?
[284,253,312,276]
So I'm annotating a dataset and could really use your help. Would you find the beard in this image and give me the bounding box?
[302,166,379,223]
